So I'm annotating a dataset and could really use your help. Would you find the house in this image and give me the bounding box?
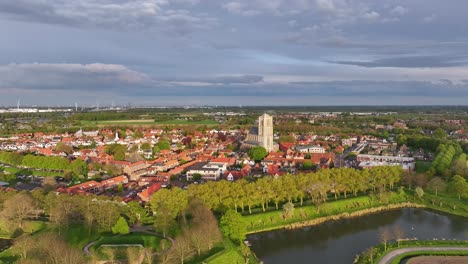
[100,175,128,190]
[224,170,243,181]
[186,162,224,181]
[124,161,151,181]
[138,183,162,202]
[138,176,163,186]
[59,181,102,195]
[295,145,326,154]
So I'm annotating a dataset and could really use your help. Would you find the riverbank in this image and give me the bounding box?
[243,190,467,235]
[243,192,408,234]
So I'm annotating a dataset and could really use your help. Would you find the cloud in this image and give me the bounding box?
[330,55,468,68]
[362,11,380,21]
[223,2,261,16]
[0,0,216,34]
[163,75,264,85]
[0,63,152,91]
[390,6,408,16]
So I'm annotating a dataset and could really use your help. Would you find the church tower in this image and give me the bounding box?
[258,113,274,152]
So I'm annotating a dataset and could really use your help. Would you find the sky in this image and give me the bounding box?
[1,0,468,106]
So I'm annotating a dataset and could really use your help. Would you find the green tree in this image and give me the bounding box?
[248,146,268,162]
[114,151,126,161]
[303,160,313,170]
[55,142,74,155]
[152,146,161,154]
[220,210,247,243]
[111,216,130,235]
[71,159,88,177]
[426,177,447,196]
[140,142,152,152]
[448,175,468,200]
[415,187,425,199]
[157,140,171,150]
[192,173,202,182]
[282,202,295,219]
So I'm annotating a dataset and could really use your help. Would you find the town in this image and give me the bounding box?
[0,107,467,264]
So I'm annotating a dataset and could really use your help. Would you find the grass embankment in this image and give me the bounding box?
[205,238,258,264]
[243,193,410,234]
[408,190,468,218]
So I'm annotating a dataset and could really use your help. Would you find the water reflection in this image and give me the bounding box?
[248,209,468,264]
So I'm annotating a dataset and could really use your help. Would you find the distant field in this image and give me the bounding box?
[153,119,217,125]
[80,119,217,126]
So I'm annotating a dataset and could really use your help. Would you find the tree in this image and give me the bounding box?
[192,173,202,182]
[448,175,468,200]
[379,228,392,251]
[112,216,130,235]
[70,159,88,177]
[282,202,295,219]
[220,210,247,243]
[303,160,313,170]
[427,177,447,196]
[170,232,194,264]
[393,226,405,247]
[151,188,188,237]
[187,200,222,255]
[114,150,126,161]
[152,146,161,154]
[156,140,171,150]
[140,142,152,152]
[1,193,40,229]
[248,146,268,162]
[55,142,73,155]
[127,247,143,264]
[415,187,424,199]
[278,135,295,143]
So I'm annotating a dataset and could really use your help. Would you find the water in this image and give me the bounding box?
[248,208,468,264]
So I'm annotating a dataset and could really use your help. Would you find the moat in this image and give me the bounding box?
[248,208,468,264]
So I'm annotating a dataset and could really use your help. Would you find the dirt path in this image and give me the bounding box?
[378,247,468,264]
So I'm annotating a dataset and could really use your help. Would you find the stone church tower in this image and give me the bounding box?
[258,113,274,152]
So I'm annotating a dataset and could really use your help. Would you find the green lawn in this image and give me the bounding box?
[242,195,396,233]
[0,220,47,239]
[92,232,166,251]
[415,191,468,217]
[206,238,257,264]
[415,160,432,173]
[61,225,102,249]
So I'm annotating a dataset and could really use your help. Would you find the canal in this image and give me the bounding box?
[248,208,468,264]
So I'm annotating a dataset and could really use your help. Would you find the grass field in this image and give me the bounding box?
[206,238,257,264]
[92,232,166,251]
[153,119,218,125]
[242,196,372,233]
[415,160,432,173]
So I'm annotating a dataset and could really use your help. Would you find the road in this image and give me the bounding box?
[378,247,468,264]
